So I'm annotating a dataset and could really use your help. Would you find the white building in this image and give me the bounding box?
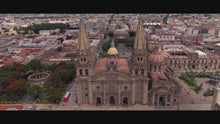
[151,33,175,41]
[39,30,54,36]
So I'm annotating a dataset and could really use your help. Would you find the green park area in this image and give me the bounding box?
[178,70,218,94]
[0,59,76,104]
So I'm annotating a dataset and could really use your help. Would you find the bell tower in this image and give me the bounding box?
[75,18,95,105]
[75,18,92,77]
[130,16,149,105]
[130,16,148,77]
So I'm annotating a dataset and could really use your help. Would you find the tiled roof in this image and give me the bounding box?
[0,105,23,111]
[151,73,168,81]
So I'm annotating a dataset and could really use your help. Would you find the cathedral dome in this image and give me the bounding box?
[148,45,164,63]
[107,40,119,55]
[107,47,119,55]
[148,53,164,63]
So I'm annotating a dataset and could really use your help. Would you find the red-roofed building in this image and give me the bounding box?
[0,105,23,111]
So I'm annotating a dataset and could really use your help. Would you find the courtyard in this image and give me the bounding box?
[176,73,217,105]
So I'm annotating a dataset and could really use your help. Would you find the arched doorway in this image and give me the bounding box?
[96,97,101,106]
[159,96,165,106]
[110,96,115,105]
[123,97,128,106]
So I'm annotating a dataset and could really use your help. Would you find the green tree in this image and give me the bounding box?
[44,73,61,88]
[48,63,59,73]
[99,52,107,58]
[4,78,29,98]
[47,87,62,104]
[125,39,134,47]
[68,64,76,77]
[27,59,41,72]
[146,48,151,58]
[108,32,113,38]
[102,41,111,52]
[51,32,56,35]
[27,85,41,97]
[55,69,72,84]
[57,46,62,51]
[57,37,64,43]
[104,33,107,39]
[128,31,136,37]
[65,35,73,40]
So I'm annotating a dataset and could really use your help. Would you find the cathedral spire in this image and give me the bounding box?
[111,40,115,48]
[77,18,89,52]
[134,16,146,50]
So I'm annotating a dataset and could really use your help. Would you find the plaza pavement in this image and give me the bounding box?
[20,102,212,111]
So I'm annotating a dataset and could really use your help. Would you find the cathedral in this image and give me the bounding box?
[74,17,182,106]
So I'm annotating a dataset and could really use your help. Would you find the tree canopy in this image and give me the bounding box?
[26,59,41,71]
[17,23,71,34]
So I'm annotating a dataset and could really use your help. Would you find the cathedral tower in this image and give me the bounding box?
[75,19,92,77]
[75,19,95,104]
[130,16,149,105]
[130,16,148,77]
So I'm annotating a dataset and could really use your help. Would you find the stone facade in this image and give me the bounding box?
[75,18,181,107]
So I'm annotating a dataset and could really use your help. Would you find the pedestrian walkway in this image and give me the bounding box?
[68,81,77,103]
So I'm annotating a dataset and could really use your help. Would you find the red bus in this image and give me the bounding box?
[64,92,71,102]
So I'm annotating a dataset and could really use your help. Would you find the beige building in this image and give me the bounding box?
[162,45,220,71]
[74,18,181,107]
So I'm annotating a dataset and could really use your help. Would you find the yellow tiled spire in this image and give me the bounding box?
[134,16,146,50]
[77,19,88,51]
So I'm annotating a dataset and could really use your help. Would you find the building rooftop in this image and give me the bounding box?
[151,73,168,81]
[194,50,207,56]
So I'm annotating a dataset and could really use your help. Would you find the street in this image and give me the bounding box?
[60,79,77,104]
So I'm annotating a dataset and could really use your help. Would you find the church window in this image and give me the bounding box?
[81,58,83,62]
[154,65,156,72]
[141,69,144,75]
[85,69,89,75]
[124,86,128,90]
[84,58,86,62]
[110,61,114,65]
[137,57,139,61]
[141,57,143,61]
[96,86,100,90]
[135,69,138,75]
[79,69,82,75]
